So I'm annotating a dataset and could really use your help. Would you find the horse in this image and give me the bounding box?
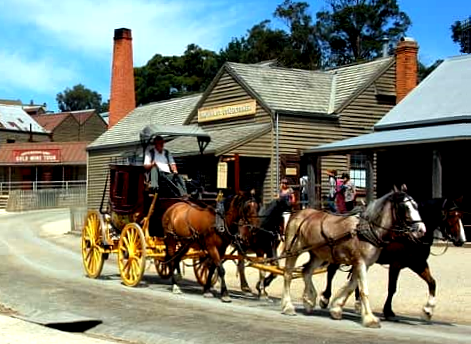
[237,197,291,298]
[161,191,258,302]
[280,186,426,328]
[319,197,466,321]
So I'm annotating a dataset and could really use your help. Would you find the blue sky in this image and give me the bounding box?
[0,0,469,113]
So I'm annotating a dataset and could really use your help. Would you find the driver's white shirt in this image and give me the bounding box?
[144,147,171,173]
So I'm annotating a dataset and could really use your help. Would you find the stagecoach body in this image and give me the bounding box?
[81,125,217,287]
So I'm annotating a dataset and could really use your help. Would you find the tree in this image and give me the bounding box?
[274,0,322,69]
[56,84,108,112]
[134,44,222,106]
[316,0,411,66]
[451,19,471,54]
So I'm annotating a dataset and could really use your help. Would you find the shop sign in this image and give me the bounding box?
[217,162,228,189]
[285,167,297,176]
[198,100,256,123]
[13,149,61,163]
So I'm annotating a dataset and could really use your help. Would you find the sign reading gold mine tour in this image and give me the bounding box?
[198,100,256,123]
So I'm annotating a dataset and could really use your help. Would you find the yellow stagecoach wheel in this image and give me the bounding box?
[154,259,172,279]
[81,210,105,278]
[193,257,218,287]
[118,223,146,287]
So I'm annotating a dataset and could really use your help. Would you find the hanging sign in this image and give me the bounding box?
[198,100,256,123]
[217,162,228,189]
[13,149,61,163]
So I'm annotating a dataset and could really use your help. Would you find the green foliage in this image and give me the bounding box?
[135,44,220,106]
[56,84,108,113]
[316,0,411,66]
[451,19,471,54]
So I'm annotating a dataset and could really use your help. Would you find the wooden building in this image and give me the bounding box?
[0,104,50,143]
[32,109,107,142]
[86,29,418,209]
[303,53,471,219]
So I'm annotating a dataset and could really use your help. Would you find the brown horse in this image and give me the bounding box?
[237,197,290,298]
[319,197,466,320]
[162,192,258,302]
[281,187,426,328]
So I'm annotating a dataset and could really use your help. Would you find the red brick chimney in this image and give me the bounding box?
[109,28,136,128]
[395,37,418,104]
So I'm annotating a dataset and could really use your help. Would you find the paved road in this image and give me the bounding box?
[0,209,470,344]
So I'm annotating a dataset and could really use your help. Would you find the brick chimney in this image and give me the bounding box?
[395,37,418,104]
[109,28,136,128]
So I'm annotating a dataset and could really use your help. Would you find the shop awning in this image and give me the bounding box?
[303,122,471,155]
[0,142,87,165]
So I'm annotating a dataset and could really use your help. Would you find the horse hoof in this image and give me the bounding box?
[282,304,297,316]
[383,310,396,321]
[174,273,183,282]
[172,285,182,294]
[363,316,381,328]
[241,286,253,295]
[303,296,315,314]
[422,307,433,321]
[319,296,329,309]
[203,292,214,298]
[330,307,342,320]
[221,295,232,303]
[354,300,361,314]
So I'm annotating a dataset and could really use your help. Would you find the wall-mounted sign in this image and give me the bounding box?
[285,167,297,176]
[198,100,256,123]
[217,162,228,189]
[13,149,61,163]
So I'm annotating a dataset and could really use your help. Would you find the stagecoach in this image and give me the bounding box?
[81,124,218,287]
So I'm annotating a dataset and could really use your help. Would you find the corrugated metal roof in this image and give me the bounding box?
[304,123,471,155]
[375,54,471,130]
[88,94,201,150]
[0,141,87,165]
[31,113,69,131]
[0,105,46,133]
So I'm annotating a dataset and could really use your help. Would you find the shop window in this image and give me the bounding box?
[349,154,366,188]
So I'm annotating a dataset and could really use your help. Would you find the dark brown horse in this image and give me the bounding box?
[320,197,466,320]
[237,197,290,298]
[281,187,426,328]
[162,192,259,302]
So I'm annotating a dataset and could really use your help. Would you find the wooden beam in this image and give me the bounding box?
[365,153,374,204]
[234,153,240,193]
[432,150,442,198]
[307,155,321,209]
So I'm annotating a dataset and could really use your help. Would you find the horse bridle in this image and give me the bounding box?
[439,199,462,242]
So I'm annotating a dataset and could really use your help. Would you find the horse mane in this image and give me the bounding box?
[363,191,396,224]
[259,198,285,232]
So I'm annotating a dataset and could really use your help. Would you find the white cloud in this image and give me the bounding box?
[0,50,77,94]
[1,0,245,66]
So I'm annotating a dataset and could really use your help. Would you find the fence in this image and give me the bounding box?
[6,186,87,212]
[0,180,86,195]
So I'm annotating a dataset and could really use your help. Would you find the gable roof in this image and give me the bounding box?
[0,105,46,133]
[88,94,201,150]
[375,54,471,131]
[196,57,394,119]
[31,113,70,132]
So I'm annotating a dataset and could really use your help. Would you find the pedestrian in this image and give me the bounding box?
[335,173,347,213]
[343,173,356,212]
[326,169,337,213]
[279,178,295,230]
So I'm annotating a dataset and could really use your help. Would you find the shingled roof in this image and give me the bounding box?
[220,57,393,116]
[88,94,201,150]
